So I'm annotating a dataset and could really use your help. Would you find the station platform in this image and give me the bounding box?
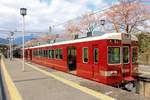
[137,65,150,97]
[1,57,150,100]
[139,65,150,75]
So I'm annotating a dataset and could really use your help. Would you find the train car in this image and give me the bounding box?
[25,33,138,89]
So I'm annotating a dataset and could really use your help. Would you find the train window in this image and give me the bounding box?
[39,50,41,57]
[32,50,34,56]
[52,50,54,58]
[36,50,38,56]
[40,50,42,57]
[132,47,137,63]
[45,50,47,57]
[123,47,129,64]
[35,50,36,56]
[83,47,88,63]
[48,50,54,59]
[43,50,45,57]
[94,48,98,63]
[55,49,63,59]
[44,50,46,57]
[42,50,44,57]
[48,50,51,58]
[59,49,63,59]
[38,50,39,56]
[108,47,120,64]
[32,51,33,56]
[55,49,58,58]
[38,50,40,57]
[34,50,35,56]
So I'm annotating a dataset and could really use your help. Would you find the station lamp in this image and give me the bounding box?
[20,8,27,71]
[20,8,27,16]
[100,19,105,26]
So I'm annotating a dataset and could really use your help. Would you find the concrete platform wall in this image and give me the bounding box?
[138,80,150,97]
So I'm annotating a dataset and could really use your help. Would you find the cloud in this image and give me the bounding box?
[0,0,108,38]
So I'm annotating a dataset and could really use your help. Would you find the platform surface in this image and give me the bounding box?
[138,65,150,80]
[2,58,150,100]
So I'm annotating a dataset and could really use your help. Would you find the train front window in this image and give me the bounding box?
[108,47,120,64]
[132,47,137,63]
[123,47,129,64]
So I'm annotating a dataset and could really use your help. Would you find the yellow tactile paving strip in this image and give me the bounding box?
[1,57,23,100]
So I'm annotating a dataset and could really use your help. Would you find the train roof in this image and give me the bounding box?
[25,33,138,49]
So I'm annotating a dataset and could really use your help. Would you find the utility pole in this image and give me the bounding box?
[7,32,14,61]
[9,37,12,60]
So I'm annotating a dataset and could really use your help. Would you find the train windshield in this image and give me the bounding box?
[108,47,120,64]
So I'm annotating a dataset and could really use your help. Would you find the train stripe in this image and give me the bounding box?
[25,62,116,100]
[1,57,23,100]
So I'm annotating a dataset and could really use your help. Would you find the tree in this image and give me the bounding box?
[105,0,150,34]
[65,12,98,35]
[137,32,150,54]
[79,12,97,33]
[65,20,81,34]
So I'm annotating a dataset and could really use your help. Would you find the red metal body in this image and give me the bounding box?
[25,33,138,86]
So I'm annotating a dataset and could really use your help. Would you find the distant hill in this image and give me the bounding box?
[0,34,37,45]
[14,34,37,45]
[0,38,8,45]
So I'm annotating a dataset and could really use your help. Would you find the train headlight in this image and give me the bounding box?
[110,71,118,76]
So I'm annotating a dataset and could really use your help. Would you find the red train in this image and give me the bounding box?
[25,33,138,89]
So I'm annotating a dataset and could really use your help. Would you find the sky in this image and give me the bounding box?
[0,0,149,38]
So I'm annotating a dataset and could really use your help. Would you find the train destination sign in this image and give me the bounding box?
[122,33,131,44]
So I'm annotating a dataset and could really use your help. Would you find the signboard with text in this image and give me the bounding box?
[122,33,131,44]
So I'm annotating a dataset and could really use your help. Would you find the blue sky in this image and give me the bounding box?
[0,0,149,38]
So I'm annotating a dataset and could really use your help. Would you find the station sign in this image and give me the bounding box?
[121,33,131,44]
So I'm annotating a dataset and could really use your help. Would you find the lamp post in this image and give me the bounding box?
[20,8,27,71]
[100,19,105,32]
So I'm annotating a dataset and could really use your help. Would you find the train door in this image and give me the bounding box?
[67,47,76,74]
[122,45,130,77]
[92,45,99,79]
